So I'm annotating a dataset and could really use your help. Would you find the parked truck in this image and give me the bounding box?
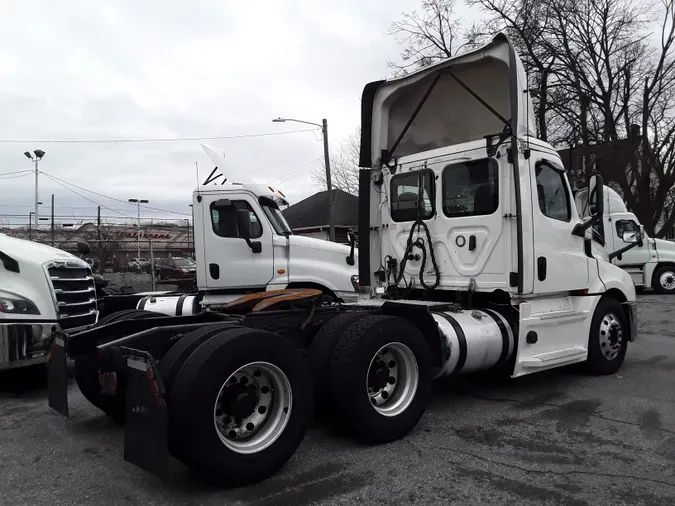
[575,185,675,294]
[0,233,97,370]
[47,33,637,488]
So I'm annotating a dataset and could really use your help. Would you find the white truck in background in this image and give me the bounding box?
[137,145,359,314]
[575,186,675,294]
[0,234,97,370]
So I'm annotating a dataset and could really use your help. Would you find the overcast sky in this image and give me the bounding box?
[0,0,478,228]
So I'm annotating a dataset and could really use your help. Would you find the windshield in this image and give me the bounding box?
[259,197,293,235]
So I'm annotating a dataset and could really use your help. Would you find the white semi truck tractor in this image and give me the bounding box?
[575,185,675,294]
[0,234,97,370]
[47,33,637,488]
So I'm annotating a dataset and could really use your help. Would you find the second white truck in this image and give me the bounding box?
[575,185,675,294]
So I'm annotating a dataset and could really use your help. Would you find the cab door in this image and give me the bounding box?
[531,158,589,293]
[199,193,274,289]
[611,215,650,267]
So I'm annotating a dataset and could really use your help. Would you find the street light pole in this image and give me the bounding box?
[24,149,45,227]
[273,116,335,242]
[128,198,149,263]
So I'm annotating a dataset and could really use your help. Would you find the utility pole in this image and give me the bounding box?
[97,206,101,240]
[51,194,55,246]
[322,118,335,242]
[128,198,148,263]
[28,212,33,240]
[272,116,335,241]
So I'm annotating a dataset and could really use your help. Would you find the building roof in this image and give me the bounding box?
[557,132,644,175]
[283,189,358,230]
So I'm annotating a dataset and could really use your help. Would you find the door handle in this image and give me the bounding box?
[209,263,220,280]
[537,256,547,281]
[469,235,476,251]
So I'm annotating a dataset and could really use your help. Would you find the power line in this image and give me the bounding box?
[40,171,190,216]
[0,171,32,180]
[41,173,136,220]
[268,157,324,186]
[0,169,33,177]
[0,128,318,144]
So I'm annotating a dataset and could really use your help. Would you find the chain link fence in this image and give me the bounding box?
[4,221,197,294]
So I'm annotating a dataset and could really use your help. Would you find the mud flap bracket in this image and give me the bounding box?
[47,333,69,418]
[122,347,170,480]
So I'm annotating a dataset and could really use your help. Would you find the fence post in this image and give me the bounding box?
[148,237,156,292]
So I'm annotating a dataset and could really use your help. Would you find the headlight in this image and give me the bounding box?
[0,290,40,315]
[351,275,360,292]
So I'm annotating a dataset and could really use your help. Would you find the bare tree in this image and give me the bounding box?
[311,128,361,195]
[386,0,481,75]
[389,0,675,237]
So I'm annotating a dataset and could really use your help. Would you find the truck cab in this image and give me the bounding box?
[358,32,637,377]
[192,184,359,305]
[0,233,97,369]
[575,185,675,293]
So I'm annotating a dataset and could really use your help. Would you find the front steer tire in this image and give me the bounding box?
[327,315,433,444]
[168,327,313,487]
[586,297,629,375]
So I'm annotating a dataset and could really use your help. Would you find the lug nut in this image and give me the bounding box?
[388,376,396,385]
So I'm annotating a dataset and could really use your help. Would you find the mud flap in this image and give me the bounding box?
[123,348,169,480]
[47,335,69,418]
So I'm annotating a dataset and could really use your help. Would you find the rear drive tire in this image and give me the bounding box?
[327,315,433,444]
[157,323,239,392]
[307,312,370,407]
[652,266,675,294]
[75,309,163,424]
[586,297,628,375]
[168,327,313,487]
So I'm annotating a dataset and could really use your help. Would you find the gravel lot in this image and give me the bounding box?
[1,293,674,505]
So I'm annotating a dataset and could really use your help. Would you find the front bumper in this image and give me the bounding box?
[0,322,58,370]
[623,301,638,342]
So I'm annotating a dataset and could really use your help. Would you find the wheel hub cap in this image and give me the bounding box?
[366,343,419,417]
[598,313,623,361]
[213,362,292,455]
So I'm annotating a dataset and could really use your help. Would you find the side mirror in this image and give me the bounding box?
[346,230,356,266]
[77,241,91,256]
[572,174,604,238]
[622,231,639,244]
[236,209,262,254]
[588,174,604,218]
[236,209,251,239]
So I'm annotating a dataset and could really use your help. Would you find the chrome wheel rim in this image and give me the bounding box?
[660,271,675,291]
[366,342,419,417]
[213,361,292,454]
[599,313,623,360]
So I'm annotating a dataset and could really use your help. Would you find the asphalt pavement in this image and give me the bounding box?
[1,293,674,505]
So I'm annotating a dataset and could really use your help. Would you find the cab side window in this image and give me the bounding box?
[210,200,263,239]
[390,170,435,222]
[616,220,639,242]
[535,162,571,222]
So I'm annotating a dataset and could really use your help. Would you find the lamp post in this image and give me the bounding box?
[23,150,45,226]
[128,198,148,263]
[273,116,335,242]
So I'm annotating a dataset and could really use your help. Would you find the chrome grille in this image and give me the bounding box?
[47,262,98,329]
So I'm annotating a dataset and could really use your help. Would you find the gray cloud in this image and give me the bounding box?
[0,0,422,227]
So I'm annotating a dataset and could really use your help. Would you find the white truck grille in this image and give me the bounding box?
[47,263,98,330]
